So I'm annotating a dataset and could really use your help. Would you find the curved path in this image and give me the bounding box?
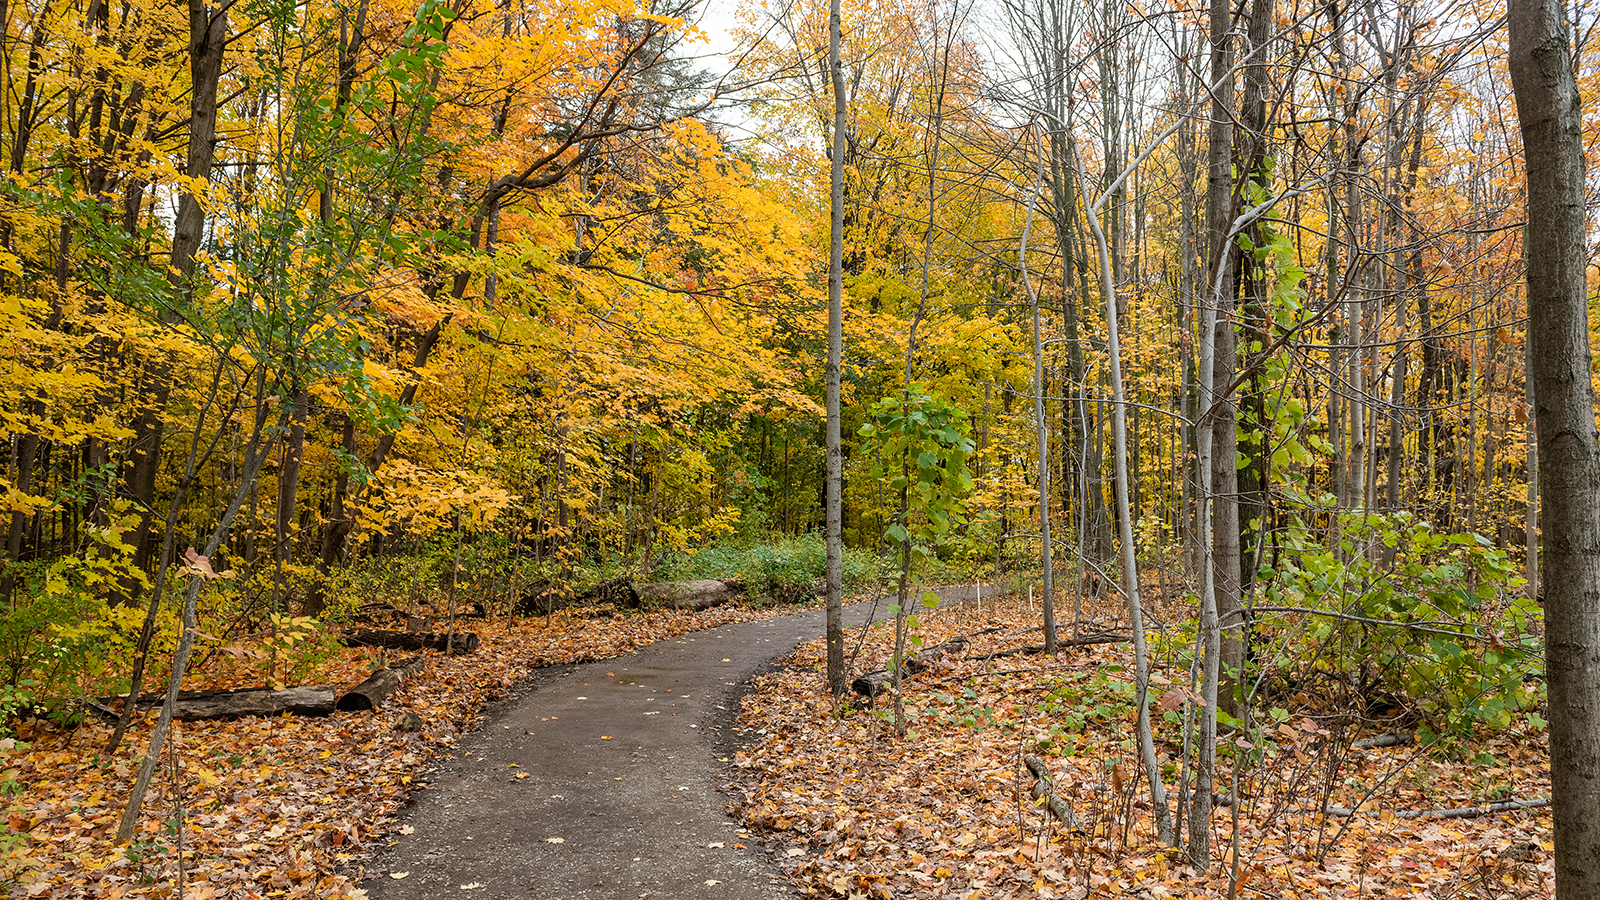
[363,603,881,899]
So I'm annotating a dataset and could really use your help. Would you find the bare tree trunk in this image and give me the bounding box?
[1509,4,1599,893]
[117,392,286,838]
[1020,156,1056,655]
[124,0,228,580]
[1076,147,1173,845]
[824,0,846,697]
[1190,0,1236,865]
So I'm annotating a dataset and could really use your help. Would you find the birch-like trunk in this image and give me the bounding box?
[1076,146,1173,845]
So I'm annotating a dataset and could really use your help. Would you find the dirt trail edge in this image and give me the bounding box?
[363,602,881,899]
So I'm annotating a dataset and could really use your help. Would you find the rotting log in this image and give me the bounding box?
[1212,793,1548,820]
[102,686,338,721]
[354,600,487,625]
[851,637,970,700]
[973,631,1130,661]
[1352,732,1410,750]
[1022,755,1079,828]
[340,628,479,654]
[515,582,578,615]
[515,577,640,615]
[337,656,426,712]
[588,576,641,608]
[633,578,743,611]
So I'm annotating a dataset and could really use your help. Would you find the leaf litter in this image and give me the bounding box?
[728,591,1554,899]
[0,602,783,897]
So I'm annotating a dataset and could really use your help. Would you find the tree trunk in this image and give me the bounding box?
[123,0,228,581]
[1078,148,1174,844]
[824,0,846,698]
[1191,0,1236,866]
[1509,4,1600,894]
[1021,160,1056,655]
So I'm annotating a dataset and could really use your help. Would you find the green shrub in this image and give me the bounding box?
[1258,508,1540,738]
[658,535,880,601]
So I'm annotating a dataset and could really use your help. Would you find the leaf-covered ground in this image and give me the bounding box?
[730,592,1553,899]
[0,602,786,898]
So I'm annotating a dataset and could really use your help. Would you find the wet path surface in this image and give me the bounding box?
[363,604,878,900]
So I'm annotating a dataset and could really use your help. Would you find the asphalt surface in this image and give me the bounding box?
[362,602,882,900]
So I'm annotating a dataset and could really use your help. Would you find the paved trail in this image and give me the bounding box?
[363,603,881,900]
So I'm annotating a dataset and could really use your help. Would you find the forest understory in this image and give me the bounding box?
[0,583,1548,899]
[733,590,1553,900]
[0,601,785,898]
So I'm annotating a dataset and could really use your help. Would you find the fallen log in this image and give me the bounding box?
[355,600,488,625]
[1022,755,1079,829]
[1352,731,1410,750]
[1213,794,1549,820]
[515,582,578,615]
[515,577,641,615]
[337,656,427,712]
[352,602,408,623]
[851,637,970,700]
[633,578,743,611]
[587,576,641,608]
[972,631,1130,661]
[102,686,338,721]
[340,628,479,654]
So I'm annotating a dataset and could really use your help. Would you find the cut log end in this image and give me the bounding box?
[337,656,426,712]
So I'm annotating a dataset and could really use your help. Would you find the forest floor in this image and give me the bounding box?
[731,589,1554,899]
[0,600,799,898]
[0,586,1554,899]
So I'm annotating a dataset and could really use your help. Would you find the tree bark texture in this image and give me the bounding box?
[113,686,337,721]
[824,0,847,698]
[1509,2,1600,894]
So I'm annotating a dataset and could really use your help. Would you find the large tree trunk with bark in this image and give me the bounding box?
[123,0,228,581]
[824,0,847,698]
[1509,3,1600,894]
